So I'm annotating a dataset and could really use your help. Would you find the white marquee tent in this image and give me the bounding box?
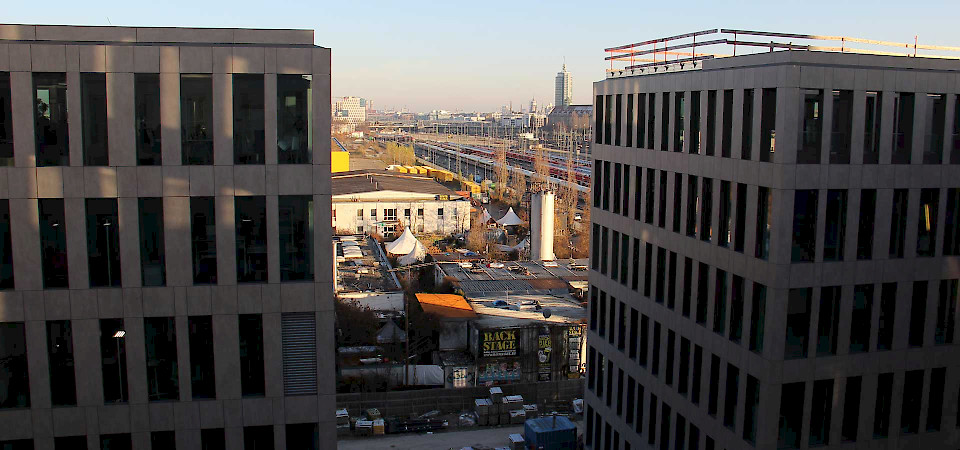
[496,207,523,226]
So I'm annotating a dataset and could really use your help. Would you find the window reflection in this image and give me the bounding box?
[139,198,166,286]
[39,199,69,288]
[233,74,265,164]
[191,197,218,284]
[279,195,313,281]
[236,196,267,283]
[0,322,30,408]
[34,72,69,166]
[86,199,122,287]
[46,320,77,406]
[81,73,109,166]
[0,72,13,166]
[181,74,213,165]
[144,317,179,401]
[135,73,162,165]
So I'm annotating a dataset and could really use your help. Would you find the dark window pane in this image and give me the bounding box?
[923,94,946,163]
[686,175,698,237]
[799,89,823,164]
[0,322,30,408]
[756,187,771,259]
[909,281,927,347]
[675,92,684,152]
[900,369,923,434]
[849,284,873,353]
[150,431,174,450]
[857,189,876,259]
[785,288,812,359]
[690,91,701,154]
[612,163,621,214]
[651,322,660,376]
[639,315,649,367]
[791,190,818,262]
[145,317,179,401]
[181,74,213,165]
[936,279,957,345]
[626,94,634,148]
[877,283,897,350]
[673,173,682,232]
[594,95,603,145]
[86,198,121,287]
[863,92,881,164]
[889,189,909,258]
[236,196,268,283]
[286,423,319,450]
[916,188,939,256]
[628,308,638,359]
[723,363,738,428]
[778,382,805,449]
[721,90,733,157]
[734,183,747,252]
[0,73,13,166]
[0,200,13,289]
[841,376,861,442]
[46,320,76,406]
[713,269,727,335]
[830,90,853,163]
[816,286,841,356]
[760,88,776,161]
[809,379,833,446]
[678,337,690,395]
[665,330,675,385]
[277,75,312,164]
[729,275,744,343]
[637,93,647,148]
[658,171,667,228]
[691,345,702,404]
[741,89,753,159]
[189,316,216,399]
[681,257,692,317]
[55,436,87,450]
[873,372,894,437]
[823,190,847,261]
[696,262,709,325]
[892,92,915,164]
[34,72,69,166]
[743,375,759,443]
[707,354,720,416]
[234,74,265,164]
[749,283,766,353]
[645,168,655,224]
[279,196,313,281]
[139,198,166,287]
[706,90,716,156]
[101,434,132,450]
[615,94,622,146]
[100,318,128,403]
[239,314,265,397]
[81,72,108,166]
[660,92,669,151]
[191,197,218,284]
[135,73,162,165]
[926,367,945,432]
[201,429,225,450]
[700,178,713,242]
[604,95,612,146]
[39,198,69,289]
[944,188,960,255]
[718,181,732,247]
[647,93,656,149]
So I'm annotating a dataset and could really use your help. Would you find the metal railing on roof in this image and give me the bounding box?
[604,28,960,77]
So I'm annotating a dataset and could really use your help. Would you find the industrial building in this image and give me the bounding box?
[0,24,334,450]
[331,170,471,237]
[587,29,960,449]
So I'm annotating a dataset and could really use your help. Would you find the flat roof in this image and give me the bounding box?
[335,235,401,293]
[332,170,462,197]
[467,293,586,328]
[415,293,477,319]
[0,24,317,47]
[436,259,588,295]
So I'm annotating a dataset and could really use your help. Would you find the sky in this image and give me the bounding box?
[6,0,960,112]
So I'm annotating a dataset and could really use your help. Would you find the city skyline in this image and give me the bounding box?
[5,0,960,112]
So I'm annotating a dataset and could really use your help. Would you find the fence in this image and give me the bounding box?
[336,378,584,418]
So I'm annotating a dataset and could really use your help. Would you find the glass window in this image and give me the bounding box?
[628,308,638,359]
[34,72,69,166]
[39,198,68,288]
[674,92,684,152]
[926,367,946,432]
[857,189,877,259]
[706,90,717,156]
[936,279,957,345]
[0,200,13,289]
[713,269,727,335]
[877,283,897,351]
[841,376,861,442]
[279,196,313,281]
[277,74,312,164]
[599,227,608,275]
[0,72,14,166]
[691,345,702,405]
[637,93,646,148]
[151,431,175,450]
[233,74,265,164]
[785,288,812,359]
[799,89,823,164]
[678,337,689,395]
[645,168,655,224]
[791,190,818,262]
[900,369,924,434]
[101,434,132,450]
[690,91,700,154]
[916,188,939,257]
[707,354,720,416]
[809,379,834,446]
[778,382,805,449]
[135,73,162,165]
[889,189,909,258]
[639,314,649,367]
[100,318,128,403]
[660,92,670,151]
[86,198,122,287]
[604,94,612,146]
[81,73,109,166]
[236,196,268,283]
[830,89,853,164]
[144,317,178,401]
[721,89,733,157]
[718,181,732,247]
[651,322,661,376]
[944,188,960,255]
[615,94,622,146]
[139,198,166,287]
[729,275,744,344]
[190,197,217,285]
[594,95,603,145]
[601,161,610,211]
[686,175,698,237]
[923,94,946,163]
[741,89,754,160]
[46,320,76,406]
[626,94,633,148]
[611,231,621,286]
[244,427,274,450]
[648,394,657,445]
[749,283,766,353]
[181,74,214,165]
[863,92,882,164]
[658,171,667,229]
[189,316,215,399]
[647,93,656,149]
[734,183,747,252]
[909,281,927,347]
[755,186,771,259]
[723,363,739,429]
[202,429,225,450]
[239,314,265,397]
[681,257,692,317]
[621,166,631,218]
[817,286,841,356]
[654,247,665,304]
[612,163,621,214]
[760,88,776,162]
[55,436,88,450]
[286,423,319,450]
[666,251,676,309]
[850,284,873,353]
[695,262,709,325]
[700,178,712,242]
[0,322,30,408]
[823,189,847,261]
[873,372,894,437]
[665,330,675,385]
[892,92,915,164]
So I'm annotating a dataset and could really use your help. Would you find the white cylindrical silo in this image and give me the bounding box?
[530,191,555,261]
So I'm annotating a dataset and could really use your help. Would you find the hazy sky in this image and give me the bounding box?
[6,0,960,112]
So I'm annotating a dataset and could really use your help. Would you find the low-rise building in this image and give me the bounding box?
[331,170,471,236]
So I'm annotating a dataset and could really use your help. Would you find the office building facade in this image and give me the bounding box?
[556,64,573,108]
[0,24,334,450]
[587,50,960,449]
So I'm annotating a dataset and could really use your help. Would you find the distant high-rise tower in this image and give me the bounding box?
[555,64,573,107]
[530,98,538,114]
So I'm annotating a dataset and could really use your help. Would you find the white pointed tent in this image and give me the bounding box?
[385,227,419,255]
[398,240,427,265]
[480,208,493,223]
[496,207,523,226]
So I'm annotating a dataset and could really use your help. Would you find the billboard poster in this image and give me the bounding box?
[478,361,521,384]
[479,329,518,357]
[537,333,553,381]
[567,325,583,375]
